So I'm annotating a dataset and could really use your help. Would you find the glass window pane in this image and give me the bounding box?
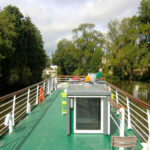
[76,98,101,130]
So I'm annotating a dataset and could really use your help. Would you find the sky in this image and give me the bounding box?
[0,0,141,56]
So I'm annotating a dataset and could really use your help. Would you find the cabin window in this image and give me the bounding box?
[74,98,103,133]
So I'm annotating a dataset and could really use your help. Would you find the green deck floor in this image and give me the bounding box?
[0,90,143,150]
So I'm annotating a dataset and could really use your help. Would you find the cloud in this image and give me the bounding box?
[0,0,141,54]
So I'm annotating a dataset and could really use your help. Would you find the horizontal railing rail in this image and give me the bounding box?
[106,82,150,143]
[0,76,57,136]
[107,83,150,110]
[57,75,85,85]
[0,78,52,102]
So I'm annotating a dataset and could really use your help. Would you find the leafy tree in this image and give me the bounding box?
[138,0,150,80]
[106,16,150,81]
[89,48,103,73]
[72,23,105,74]
[52,1,150,81]
[139,0,150,23]
[52,24,105,75]
[106,19,124,79]
[0,5,46,95]
[52,39,78,75]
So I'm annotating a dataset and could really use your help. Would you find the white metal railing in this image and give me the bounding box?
[1,75,149,146]
[0,76,57,136]
[107,83,150,144]
[57,75,85,85]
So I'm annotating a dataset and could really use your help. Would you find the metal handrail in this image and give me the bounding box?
[0,100,13,108]
[0,76,57,136]
[0,78,51,102]
[107,82,150,110]
[107,82,149,143]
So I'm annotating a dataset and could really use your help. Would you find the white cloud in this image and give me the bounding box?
[0,0,141,54]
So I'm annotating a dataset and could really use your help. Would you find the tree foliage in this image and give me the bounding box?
[53,0,150,81]
[52,39,78,75]
[105,0,150,81]
[0,5,46,95]
[52,24,104,75]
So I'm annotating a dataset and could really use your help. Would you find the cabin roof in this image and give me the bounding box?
[67,84,111,97]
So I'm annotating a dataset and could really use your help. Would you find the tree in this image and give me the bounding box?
[106,19,124,79]
[52,39,78,75]
[138,0,150,80]
[138,0,150,47]
[139,0,150,23]
[89,48,103,73]
[106,16,150,81]
[72,23,105,74]
[0,5,46,95]
[52,24,105,75]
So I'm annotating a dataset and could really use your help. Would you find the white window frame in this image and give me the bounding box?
[73,96,104,134]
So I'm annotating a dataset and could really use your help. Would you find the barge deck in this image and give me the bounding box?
[0,89,142,150]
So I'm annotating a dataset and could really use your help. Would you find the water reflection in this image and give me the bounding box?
[133,84,148,100]
[110,81,150,104]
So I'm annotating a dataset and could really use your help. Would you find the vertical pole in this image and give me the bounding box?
[147,109,150,134]
[120,107,125,137]
[26,89,31,114]
[120,107,125,150]
[109,86,111,92]
[126,97,132,130]
[12,95,16,126]
[36,85,39,105]
[50,79,52,94]
[108,86,111,135]
[108,100,110,134]
[47,80,50,95]
[52,78,54,90]
[43,82,45,91]
[115,90,119,114]
[9,116,13,134]
[55,76,57,90]
[67,97,71,135]
[51,78,53,91]
[43,82,46,95]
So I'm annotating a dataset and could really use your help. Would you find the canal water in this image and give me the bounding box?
[110,81,150,104]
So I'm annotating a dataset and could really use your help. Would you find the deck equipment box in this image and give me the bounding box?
[67,84,111,135]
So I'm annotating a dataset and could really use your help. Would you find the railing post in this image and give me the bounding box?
[26,89,31,114]
[12,95,16,126]
[47,80,50,95]
[52,78,54,90]
[147,109,150,134]
[126,97,132,130]
[43,82,45,91]
[115,89,119,115]
[51,78,53,91]
[120,107,125,137]
[50,79,52,92]
[4,114,13,134]
[49,79,52,94]
[107,86,111,135]
[36,85,39,105]
[108,86,111,92]
[55,77,57,90]
[108,100,110,134]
